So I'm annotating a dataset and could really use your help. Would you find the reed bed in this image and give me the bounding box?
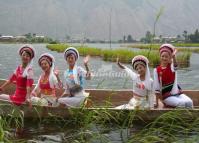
[46,44,191,67]
[127,44,199,53]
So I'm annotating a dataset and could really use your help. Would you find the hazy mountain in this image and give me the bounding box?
[0,0,199,40]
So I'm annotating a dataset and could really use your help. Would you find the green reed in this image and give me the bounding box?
[2,101,199,142]
[0,79,198,142]
[46,44,191,67]
[127,44,199,53]
[0,104,25,142]
[128,109,199,143]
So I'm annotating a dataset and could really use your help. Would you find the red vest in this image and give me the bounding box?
[156,64,181,99]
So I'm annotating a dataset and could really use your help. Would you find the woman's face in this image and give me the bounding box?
[135,64,146,76]
[66,54,76,66]
[21,51,31,65]
[160,52,171,65]
[40,60,51,73]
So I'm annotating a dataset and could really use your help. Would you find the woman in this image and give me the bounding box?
[58,47,91,107]
[116,55,154,109]
[31,53,62,106]
[153,44,193,108]
[0,44,35,105]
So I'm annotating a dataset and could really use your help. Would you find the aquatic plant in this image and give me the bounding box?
[127,44,199,53]
[0,104,25,142]
[128,109,199,143]
[46,44,191,67]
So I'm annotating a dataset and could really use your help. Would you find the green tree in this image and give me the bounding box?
[183,30,188,42]
[189,29,199,43]
[145,31,153,43]
[127,34,134,43]
[123,35,126,43]
[24,33,32,40]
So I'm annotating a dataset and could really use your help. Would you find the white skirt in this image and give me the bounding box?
[31,94,58,107]
[58,91,89,107]
[115,97,149,110]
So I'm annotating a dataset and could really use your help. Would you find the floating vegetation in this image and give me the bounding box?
[46,44,191,67]
[127,44,199,53]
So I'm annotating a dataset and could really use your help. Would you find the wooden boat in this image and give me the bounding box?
[0,79,199,122]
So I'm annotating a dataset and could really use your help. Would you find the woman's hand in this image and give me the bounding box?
[172,48,178,68]
[172,48,177,58]
[116,58,125,69]
[84,55,90,65]
[84,55,90,72]
[54,67,60,77]
[0,80,11,93]
[84,55,91,80]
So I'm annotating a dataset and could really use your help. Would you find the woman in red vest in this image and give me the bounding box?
[0,44,35,105]
[31,53,62,106]
[153,44,193,108]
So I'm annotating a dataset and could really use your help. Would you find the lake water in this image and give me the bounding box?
[0,43,199,90]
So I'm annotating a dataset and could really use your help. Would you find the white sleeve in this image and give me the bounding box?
[171,62,177,72]
[52,75,59,88]
[150,78,154,91]
[27,68,34,79]
[123,66,137,80]
[149,79,155,108]
[153,68,161,94]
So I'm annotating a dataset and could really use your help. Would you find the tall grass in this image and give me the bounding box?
[1,101,199,142]
[128,110,199,142]
[174,43,199,47]
[128,44,199,53]
[40,108,199,142]
[0,104,25,142]
[46,44,191,67]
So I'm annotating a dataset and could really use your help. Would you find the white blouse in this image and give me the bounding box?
[123,66,153,97]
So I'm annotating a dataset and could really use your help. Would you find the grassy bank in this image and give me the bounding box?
[47,44,191,67]
[127,44,199,53]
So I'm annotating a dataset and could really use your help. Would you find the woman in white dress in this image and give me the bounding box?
[116,55,154,109]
